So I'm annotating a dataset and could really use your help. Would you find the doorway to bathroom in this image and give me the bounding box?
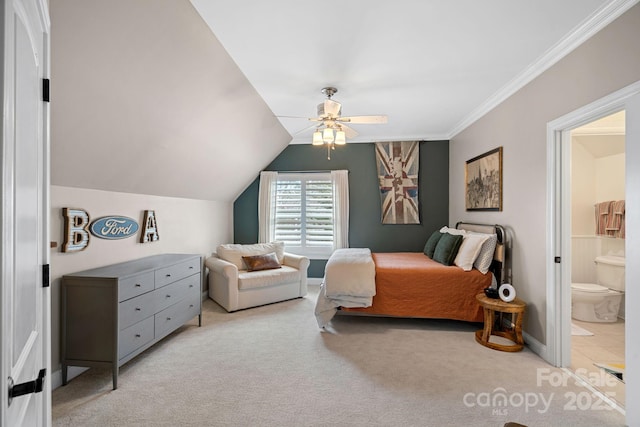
[547,82,640,424]
[569,111,626,407]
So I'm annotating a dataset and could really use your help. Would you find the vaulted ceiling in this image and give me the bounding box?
[50,0,635,202]
[191,0,630,143]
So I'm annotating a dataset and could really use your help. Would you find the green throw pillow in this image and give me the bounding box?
[433,233,464,266]
[423,231,443,258]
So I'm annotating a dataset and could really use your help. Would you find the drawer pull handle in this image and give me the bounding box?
[134,284,141,287]
[135,334,141,338]
[167,317,172,321]
[166,295,171,298]
[189,266,194,269]
[189,304,194,308]
[165,274,171,277]
[189,284,193,288]
[135,307,141,311]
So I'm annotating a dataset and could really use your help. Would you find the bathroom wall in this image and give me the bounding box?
[571,134,626,318]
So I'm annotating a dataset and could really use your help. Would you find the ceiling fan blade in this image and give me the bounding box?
[338,115,388,124]
[292,123,320,136]
[276,115,309,119]
[323,99,342,117]
[339,123,359,139]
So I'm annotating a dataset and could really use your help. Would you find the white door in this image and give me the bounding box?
[1,0,50,426]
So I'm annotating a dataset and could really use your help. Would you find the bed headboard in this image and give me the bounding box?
[455,222,509,286]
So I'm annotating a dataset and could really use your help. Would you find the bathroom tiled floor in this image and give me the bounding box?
[571,318,625,409]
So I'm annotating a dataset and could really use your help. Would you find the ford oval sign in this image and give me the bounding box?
[89,216,139,240]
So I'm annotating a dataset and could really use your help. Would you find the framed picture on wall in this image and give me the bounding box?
[465,147,503,211]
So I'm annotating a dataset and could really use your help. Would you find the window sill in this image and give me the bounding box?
[285,249,332,260]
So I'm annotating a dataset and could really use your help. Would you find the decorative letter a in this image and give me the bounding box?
[140,210,159,243]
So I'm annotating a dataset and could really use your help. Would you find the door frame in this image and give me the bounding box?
[546,80,640,367]
[546,81,640,423]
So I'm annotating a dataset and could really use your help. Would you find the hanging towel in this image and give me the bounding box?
[608,200,625,239]
[595,201,612,236]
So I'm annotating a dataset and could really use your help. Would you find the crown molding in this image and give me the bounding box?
[447,0,640,139]
[288,133,451,145]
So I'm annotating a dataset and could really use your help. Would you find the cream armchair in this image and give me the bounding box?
[205,242,310,312]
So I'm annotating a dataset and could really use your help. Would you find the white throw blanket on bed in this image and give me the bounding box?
[314,248,376,328]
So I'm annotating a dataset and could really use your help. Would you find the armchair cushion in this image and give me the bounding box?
[238,265,301,290]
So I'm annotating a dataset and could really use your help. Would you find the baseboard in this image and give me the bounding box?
[307,277,323,286]
[523,330,548,362]
[51,366,88,390]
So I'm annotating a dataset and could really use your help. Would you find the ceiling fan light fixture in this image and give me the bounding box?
[322,127,334,143]
[312,130,324,145]
[303,86,387,159]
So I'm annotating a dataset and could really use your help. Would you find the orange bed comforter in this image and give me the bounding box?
[342,252,492,322]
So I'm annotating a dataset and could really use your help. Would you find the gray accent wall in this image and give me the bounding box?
[234,141,449,277]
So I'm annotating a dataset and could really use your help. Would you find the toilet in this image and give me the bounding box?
[571,255,625,323]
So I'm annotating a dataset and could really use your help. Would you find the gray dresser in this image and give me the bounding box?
[61,253,202,389]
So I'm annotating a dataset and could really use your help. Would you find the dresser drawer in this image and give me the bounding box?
[119,272,155,302]
[119,291,156,330]
[154,274,199,313]
[155,294,200,338]
[154,257,200,289]
[119,316,154,360]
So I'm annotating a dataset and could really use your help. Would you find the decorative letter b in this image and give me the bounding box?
[62,208,90,252]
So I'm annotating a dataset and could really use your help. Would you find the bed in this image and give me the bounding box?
[314,222,509,327]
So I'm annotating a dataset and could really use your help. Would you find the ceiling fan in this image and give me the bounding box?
[289,87,388,159]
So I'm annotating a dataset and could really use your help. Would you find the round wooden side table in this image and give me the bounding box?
[475,293,526,352]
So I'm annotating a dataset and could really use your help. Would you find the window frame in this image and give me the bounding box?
[274,172,334,259]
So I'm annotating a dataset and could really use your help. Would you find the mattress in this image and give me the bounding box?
[342,252,492,322]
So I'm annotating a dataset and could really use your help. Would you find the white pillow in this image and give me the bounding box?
[440,226,467,236]
[472,233,498,274]
[217,241,285,270]
[454,233,490,271]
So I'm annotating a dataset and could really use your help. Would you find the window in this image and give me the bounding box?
[258,170,349,259]
[275,173,334,258]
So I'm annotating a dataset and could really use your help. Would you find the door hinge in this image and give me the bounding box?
[43,78,50,102]
[554,257,561,264]
[8,369,46,406]
[43,264,50,287]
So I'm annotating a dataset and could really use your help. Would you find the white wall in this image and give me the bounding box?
[571,138,625,284]
[571,141,596,235]
[596,152,626,201]
[449,5,640,423]
[449,4,640,345]
[50,0,291,203]
[50,185,232,383]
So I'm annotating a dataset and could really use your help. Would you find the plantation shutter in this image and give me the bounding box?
[305,179,334,249]
[275,179,302,246]
[274,173,334,256]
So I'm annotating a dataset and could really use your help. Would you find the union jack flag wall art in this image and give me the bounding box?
[375,141,420,224]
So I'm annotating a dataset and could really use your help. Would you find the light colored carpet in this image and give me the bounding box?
[52,287,625,427]
[572,322,594,336]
